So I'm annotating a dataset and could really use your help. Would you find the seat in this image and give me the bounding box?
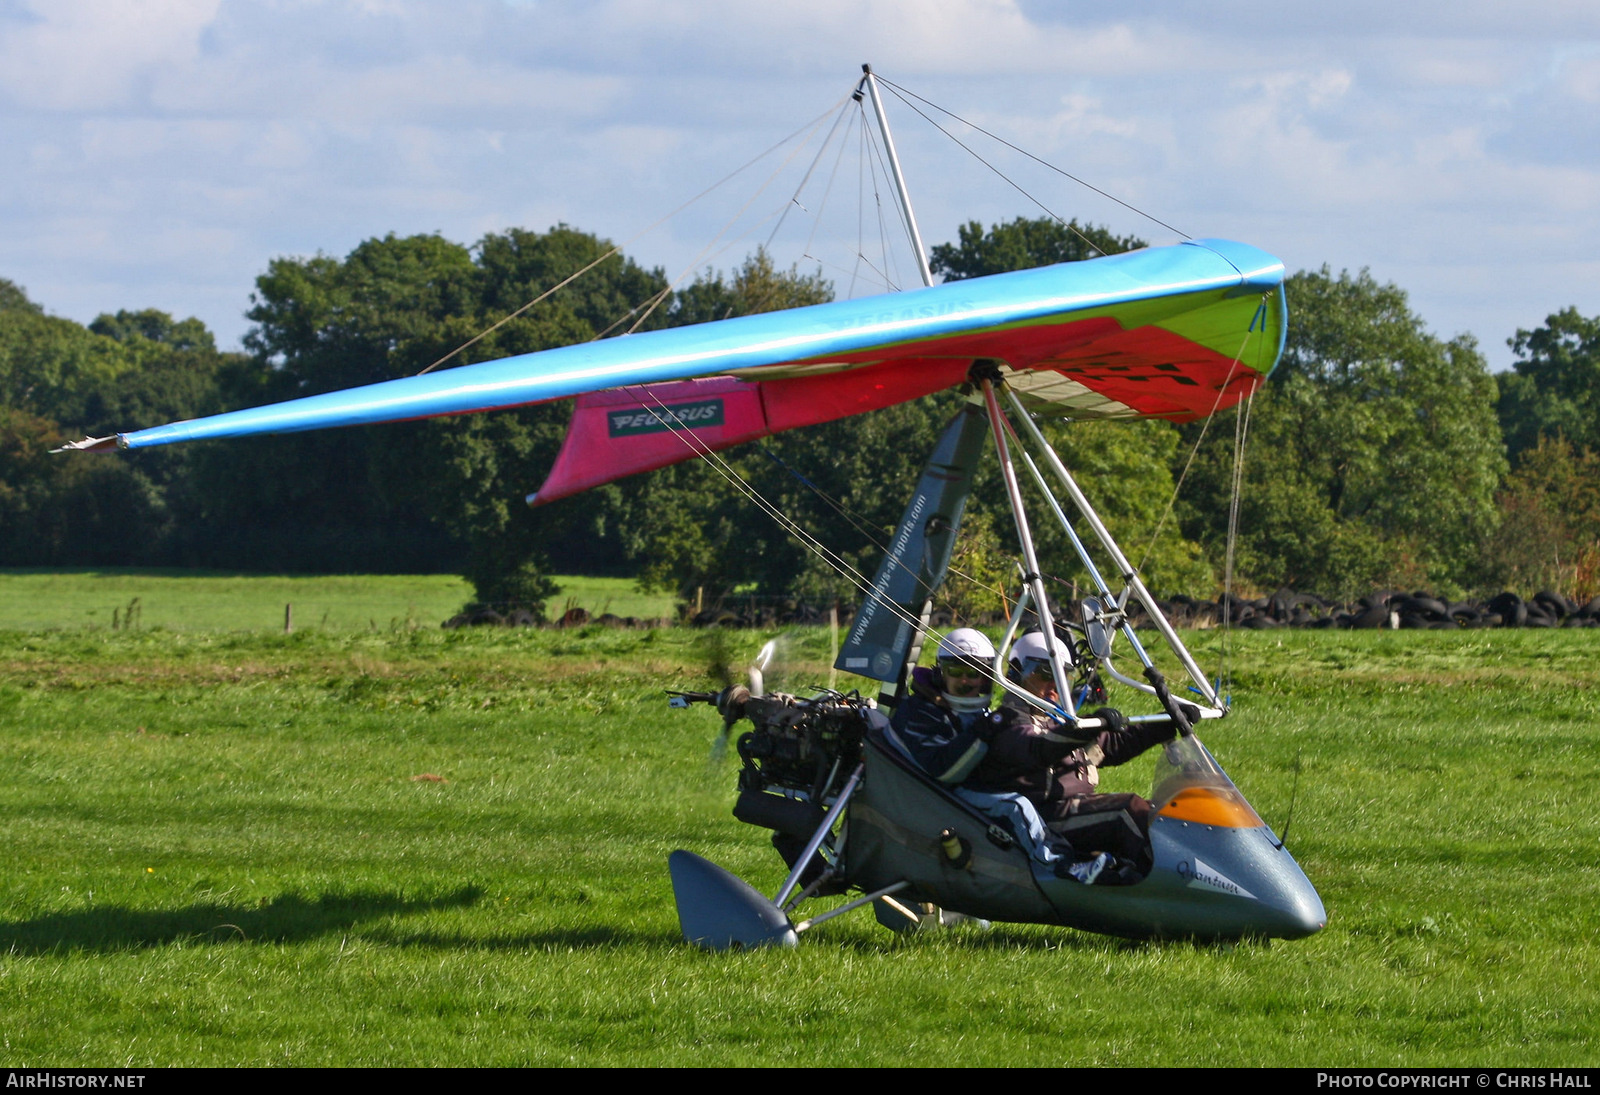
[841,725,1061,923]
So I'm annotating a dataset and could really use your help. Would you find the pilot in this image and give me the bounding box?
[965,631,1175,881]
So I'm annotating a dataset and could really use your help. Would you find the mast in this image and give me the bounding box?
[848,62,937,707]
[857,64,934,288]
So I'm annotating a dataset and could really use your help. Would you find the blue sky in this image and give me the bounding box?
[3,0,1597,370]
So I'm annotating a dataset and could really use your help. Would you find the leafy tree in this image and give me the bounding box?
[477,224,672,337]
[1028,417,1215,597]
[1179,268,1506,597]
[0,293,132,429]
[670,248,832,326]
[244,233,481,394]
[1480,436,1600,599]
[83,310,235,440]
[930,216,1146,281]
[1498,307,1600,460]
[941,508,1013,624]
[90,309,216,353]
[0,278,43,316]
[0,405,66,562]
[215,226,670,602]
[0,287,240,566]
[0,228,675,587]
[726,394,975,605]
[926,215,1210,598]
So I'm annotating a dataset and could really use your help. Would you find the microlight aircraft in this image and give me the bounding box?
[62,67,1324,946]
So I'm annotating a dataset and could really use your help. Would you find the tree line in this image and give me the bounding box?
[2,218,1596,614]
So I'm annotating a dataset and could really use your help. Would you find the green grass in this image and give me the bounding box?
[0,569,677,631]
[0,619,1596,1065]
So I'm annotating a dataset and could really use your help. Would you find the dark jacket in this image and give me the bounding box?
[887,667,1002,784]
[965,697,1173,803]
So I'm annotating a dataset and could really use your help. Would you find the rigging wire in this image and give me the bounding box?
[576,87,1010,612]
[755,437,1014,607]
[590,191,799,340]
[879,82,1116,262]
[587,191,799,341]
[858,95,920,286]
[644,400,941,642]
[848,114,867,299]
[1133,306,1265,575]
[875,74,1191,241]
[860,102,904,293]
[634,384,1029,703]
[621,104,848,335]
[412,92,852,376]
[1218,381,1257,697]
[766,97,856,253]
[798,101,856,268]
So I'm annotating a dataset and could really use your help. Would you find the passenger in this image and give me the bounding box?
[966,631,1176,883]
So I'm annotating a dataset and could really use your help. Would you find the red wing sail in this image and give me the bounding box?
[531,300,1275,505]
[531,360,970,504]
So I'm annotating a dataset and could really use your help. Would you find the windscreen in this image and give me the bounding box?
[1150,734,1264,829]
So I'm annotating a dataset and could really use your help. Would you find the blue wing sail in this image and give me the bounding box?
[61,239,1285,455]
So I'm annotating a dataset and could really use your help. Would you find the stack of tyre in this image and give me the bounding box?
[1135,590,1600,630]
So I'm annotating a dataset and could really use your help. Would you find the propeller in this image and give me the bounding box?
[665,634,790,763]
[748,638,778,698]
[711,637,781,761]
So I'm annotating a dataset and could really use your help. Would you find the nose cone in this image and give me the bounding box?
[1278,863,1326,938]
[1146,816,1326,940]
[1248,849,1326,939]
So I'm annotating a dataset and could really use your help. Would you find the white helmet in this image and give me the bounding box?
[937,627,996,663]
[1007,631,1061,681]
[936,628,995,714]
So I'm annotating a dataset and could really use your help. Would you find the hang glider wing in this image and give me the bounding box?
[62,238,1286,503]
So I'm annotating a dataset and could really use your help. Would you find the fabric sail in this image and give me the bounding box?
[66,238,1287,506]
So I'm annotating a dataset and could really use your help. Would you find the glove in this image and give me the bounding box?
[1092,706,1128,734]
[1042,716,1097,752]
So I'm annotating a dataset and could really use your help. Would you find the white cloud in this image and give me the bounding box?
[0,0,220,110]
[0,0,1598,372]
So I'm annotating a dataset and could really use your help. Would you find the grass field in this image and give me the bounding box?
[0,569,678,631]
[0,599,1596,1065]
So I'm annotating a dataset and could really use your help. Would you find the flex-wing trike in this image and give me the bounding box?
[665,378,1327,948]
[62,65,1326,951]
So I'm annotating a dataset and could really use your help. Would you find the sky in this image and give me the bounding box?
[3,1,1598,371]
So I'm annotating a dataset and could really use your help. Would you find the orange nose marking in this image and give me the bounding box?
[1157,786,1263,828]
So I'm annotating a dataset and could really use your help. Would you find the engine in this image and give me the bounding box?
[732,691,872,804]
[668,684,875,887]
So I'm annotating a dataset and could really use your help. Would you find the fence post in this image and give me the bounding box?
[828,602,839,692]
[284,603,293,634]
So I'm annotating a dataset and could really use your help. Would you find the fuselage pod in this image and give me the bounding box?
[847,729,1324,941]
[1037,735,1325,940]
